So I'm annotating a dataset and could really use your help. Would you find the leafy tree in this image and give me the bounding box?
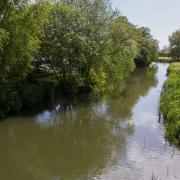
[0,0,160,118]
[37,1,113,91]
[135,27,159,67]
[104,16,138,80]
[169,29,180,61]
[0,0,50,80]
[0,0,51,118]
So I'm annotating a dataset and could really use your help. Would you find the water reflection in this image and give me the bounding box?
[0,64,177,180]
[36,65,158,128]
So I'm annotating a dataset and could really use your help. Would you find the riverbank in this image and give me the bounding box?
[160,63,180,145]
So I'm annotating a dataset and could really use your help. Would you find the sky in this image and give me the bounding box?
[110,0,180,49]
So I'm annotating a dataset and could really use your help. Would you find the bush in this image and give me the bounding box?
[0,78,58,119]
[19,78,57,108]
[0,80,22,118]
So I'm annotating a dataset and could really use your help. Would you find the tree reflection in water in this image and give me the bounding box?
[0,65,158,180]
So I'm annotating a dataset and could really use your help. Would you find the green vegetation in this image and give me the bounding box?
[169,29,180,61]
[0,78,58,119]
[160,63,180,145]
[158,46,171,60]
[0,0,158,119]
[0,0,53,118]
[157,30,180,63]
[134,27,159,67]
[157,46,172,62]
[156,57,173,63]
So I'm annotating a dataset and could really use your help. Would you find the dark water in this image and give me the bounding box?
[0,63,179,180]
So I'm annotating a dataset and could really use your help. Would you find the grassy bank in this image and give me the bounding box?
[160,63,180,145]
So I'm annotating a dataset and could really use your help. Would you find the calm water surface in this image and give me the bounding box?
[0,63,180,180]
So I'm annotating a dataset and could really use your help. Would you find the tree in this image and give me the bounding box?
[134,27,159,67]
[0,0,50,80]
[159,46,170,57]
[0,0,160,118]
[0,28,9,78]
[37,0,113,92]
[0,0,51,118]
[169,29,180,61]
[37,0,158,92]
[104,16,138,80]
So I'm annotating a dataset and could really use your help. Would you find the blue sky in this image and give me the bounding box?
[110,0,180,49]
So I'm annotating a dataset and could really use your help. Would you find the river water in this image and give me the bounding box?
[0,63,179,180]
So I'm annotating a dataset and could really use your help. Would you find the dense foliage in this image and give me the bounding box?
[0,0,50,80]
[169,29,180,61]
[160,63,180,145]
[0,0,158,118]
[0,78,57,118]
[0,0,54,118]
[134,27,159,67]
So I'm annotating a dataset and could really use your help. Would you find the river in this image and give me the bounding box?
[0,63,179,180]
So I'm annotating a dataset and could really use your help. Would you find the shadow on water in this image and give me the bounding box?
[0,64,159,180]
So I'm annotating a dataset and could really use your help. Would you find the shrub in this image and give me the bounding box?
[0,78,58,119]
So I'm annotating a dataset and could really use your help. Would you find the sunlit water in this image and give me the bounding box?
[0,63,179,180]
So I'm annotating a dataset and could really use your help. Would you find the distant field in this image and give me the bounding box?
[156,57,173,62]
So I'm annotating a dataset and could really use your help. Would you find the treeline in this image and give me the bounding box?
[0,0,158,118]
[159,29,180,61]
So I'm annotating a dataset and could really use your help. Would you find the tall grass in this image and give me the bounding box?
[160,63,180,145]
